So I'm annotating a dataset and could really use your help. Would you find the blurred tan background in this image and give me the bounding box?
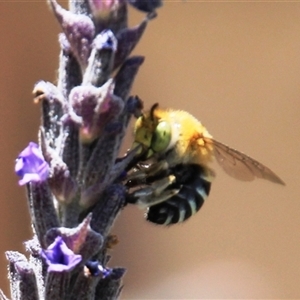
[0,1,299,299]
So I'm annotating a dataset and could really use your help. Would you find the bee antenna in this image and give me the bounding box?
[150,103,159,120]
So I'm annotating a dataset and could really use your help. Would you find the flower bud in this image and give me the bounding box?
[49,0,95,68]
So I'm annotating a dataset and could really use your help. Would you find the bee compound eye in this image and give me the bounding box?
[151,121,171,153]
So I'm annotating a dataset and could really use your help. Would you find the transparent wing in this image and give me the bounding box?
[203,137,285,185]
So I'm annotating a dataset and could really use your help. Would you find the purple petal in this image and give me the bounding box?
[41,237,82,272]
[15,142,49,185]
[85,260,113,278]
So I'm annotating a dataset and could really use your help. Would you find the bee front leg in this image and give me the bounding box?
[126,175,179,208]
[126,160,169,186]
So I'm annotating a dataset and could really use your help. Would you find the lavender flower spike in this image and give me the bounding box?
[41,236,82,272]
[15,142,49,186]
[2,0,163,298]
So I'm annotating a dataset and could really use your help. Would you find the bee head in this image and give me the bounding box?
[132,103,172,159]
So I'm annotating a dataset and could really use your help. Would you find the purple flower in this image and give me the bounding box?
[15,142,50,185]
[41,236,82,272]
[84,260,112,278]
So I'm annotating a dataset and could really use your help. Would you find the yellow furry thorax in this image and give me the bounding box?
[134,105,214,166]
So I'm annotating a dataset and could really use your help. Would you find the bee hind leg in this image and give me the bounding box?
[126,175,179,208]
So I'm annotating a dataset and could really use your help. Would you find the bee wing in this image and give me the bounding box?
[204,137,285,185]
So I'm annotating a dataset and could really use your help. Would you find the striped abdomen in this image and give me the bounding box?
[146,164,212,225]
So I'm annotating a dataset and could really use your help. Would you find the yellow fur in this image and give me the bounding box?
[134,106,214,167]
[156,108,214,165]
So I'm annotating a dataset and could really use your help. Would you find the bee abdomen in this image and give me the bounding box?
[146,164,212,225]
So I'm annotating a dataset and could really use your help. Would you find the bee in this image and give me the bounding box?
[125,103,285,226]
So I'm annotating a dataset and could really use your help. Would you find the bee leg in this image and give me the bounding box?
[127,175,179,208]
[127,160,169,184]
